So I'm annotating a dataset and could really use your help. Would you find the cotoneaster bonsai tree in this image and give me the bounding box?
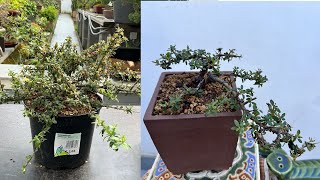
[0,27,140,173]
[153,45,316,160]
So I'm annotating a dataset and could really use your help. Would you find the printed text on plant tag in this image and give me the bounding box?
[54,133,81,157]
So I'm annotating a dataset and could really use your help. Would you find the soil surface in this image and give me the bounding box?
[153,72,235,115]
[109,58,141,81]
[24,93,101,116]
[110,58,141,72]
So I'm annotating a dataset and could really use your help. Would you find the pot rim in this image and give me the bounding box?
[144,71,242,121]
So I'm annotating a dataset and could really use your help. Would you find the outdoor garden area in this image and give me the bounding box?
[0,0,60,64]
[0,0,141,179]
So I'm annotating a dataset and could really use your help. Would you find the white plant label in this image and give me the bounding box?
[54,133,81,157]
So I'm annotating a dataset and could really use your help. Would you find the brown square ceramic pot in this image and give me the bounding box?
[144,71,242,174]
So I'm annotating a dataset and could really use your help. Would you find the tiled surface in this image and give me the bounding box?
[141,155,156,177]
[145,130,259,180]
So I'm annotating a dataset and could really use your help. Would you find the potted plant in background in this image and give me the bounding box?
[22,0,37,21]
[4,0,37,18]
[0,0,44,50]
[34,0,59,11]
[103,8,113,19]
[0,27,140,173]
[36,3,42,11]
[38,5,58,31]
[102,2,113,19]
[1,14,48,64]
[144,46,316,174]
[93,3,105,14]
[39,5,58,22]
[0,0,60,64]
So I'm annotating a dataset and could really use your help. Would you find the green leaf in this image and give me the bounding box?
[234,120,240,127]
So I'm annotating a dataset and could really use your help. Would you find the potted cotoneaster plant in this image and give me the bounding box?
[144,46,316,174]
[0,27,140,173]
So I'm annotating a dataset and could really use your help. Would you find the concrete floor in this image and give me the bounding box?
[0,48,14,64]
[61,0,72,14]
[50,14,81,52]
[0,104,140,180]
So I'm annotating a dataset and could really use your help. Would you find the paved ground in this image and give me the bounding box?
[61,0,72,14]
[50,14,81,52]
[53,0,78,50]
[0,104,140,180]
[0,48,14,64]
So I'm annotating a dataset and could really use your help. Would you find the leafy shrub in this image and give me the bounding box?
[115,0,140,23]
[71,0,78,11]
[23,0,37,17]
[128,0,140,23]
[4,0,27,11]
[35,16,49,28]
[1,15,47,61]
[39,5,58,22]
[0,0,36,17]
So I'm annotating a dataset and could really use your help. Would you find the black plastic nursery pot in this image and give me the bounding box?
[29,111,100,169]
[113,47,140,62]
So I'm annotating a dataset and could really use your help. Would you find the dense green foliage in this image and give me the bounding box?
[34,0,59,8]
[39,5,58,21]
[154,45,316,160]
[127,0,140,24]
[71,0,78,11]
[0,0,36,16]
[1,15,48,62]
[0,0,59,63]
[0,28,140,173]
